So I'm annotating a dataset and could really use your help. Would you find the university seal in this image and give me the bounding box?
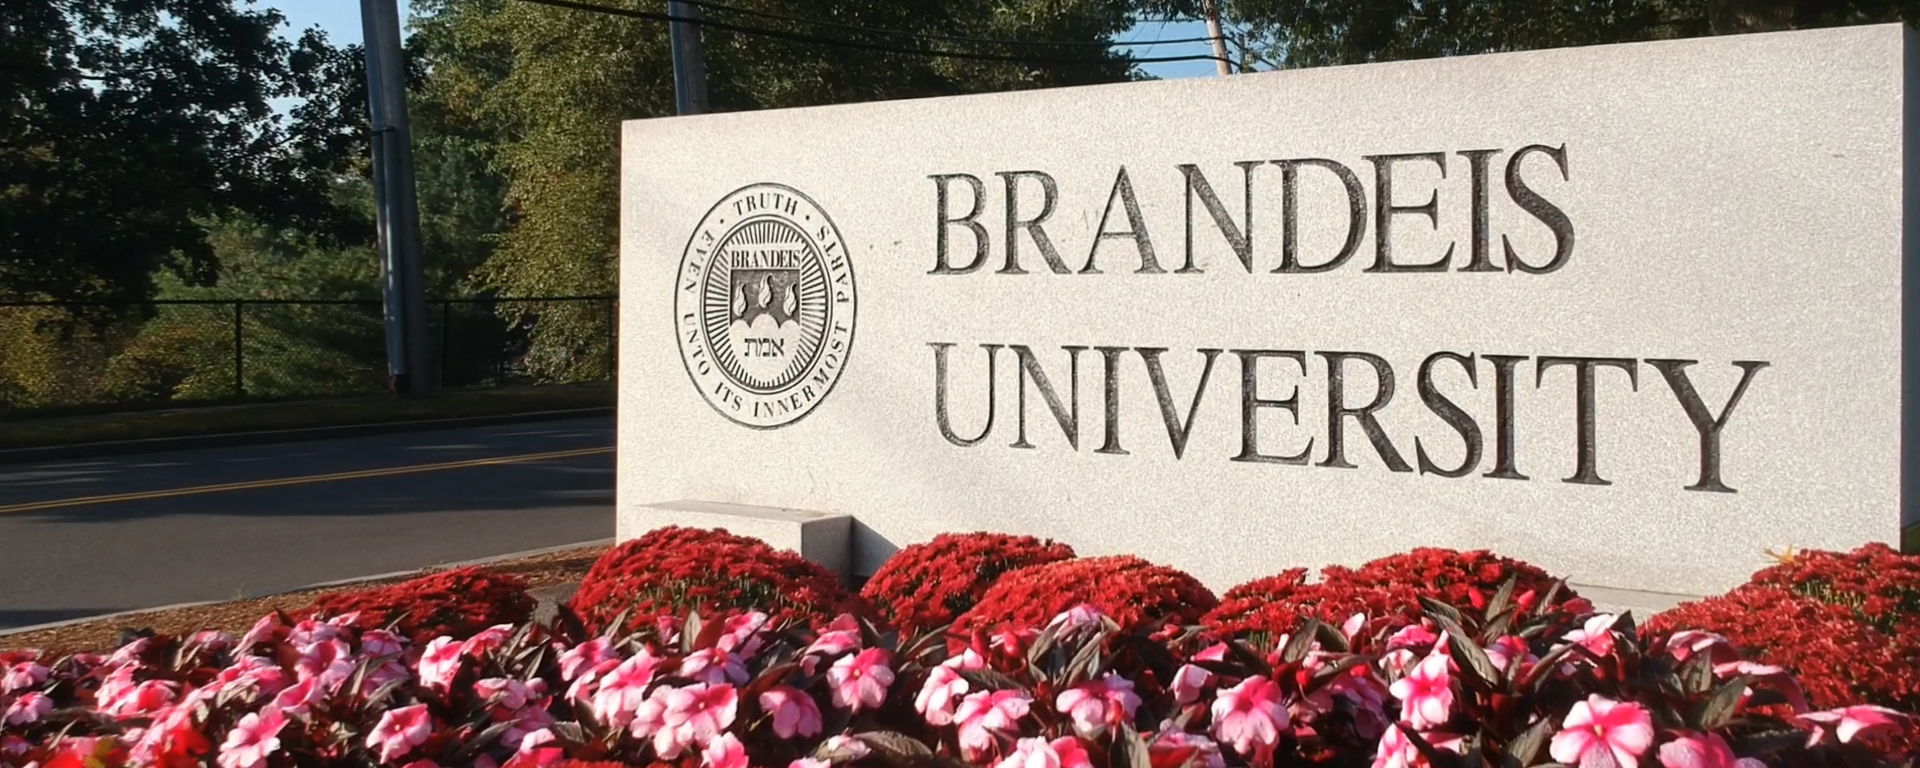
[675,183,856,428]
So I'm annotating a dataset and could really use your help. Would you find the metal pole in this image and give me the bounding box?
[1202,0,1233,76]
[360,0,433,396]
[667,1,709,115]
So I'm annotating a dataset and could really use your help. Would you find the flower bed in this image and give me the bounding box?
[1,531,1915,768]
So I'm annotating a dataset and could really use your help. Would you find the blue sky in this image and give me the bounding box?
[270,2,1220,81]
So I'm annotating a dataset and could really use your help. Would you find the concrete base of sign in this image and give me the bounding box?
[615,500,854,579]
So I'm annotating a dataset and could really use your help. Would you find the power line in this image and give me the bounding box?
[507,0,1236,67]
[670,0,1225,50]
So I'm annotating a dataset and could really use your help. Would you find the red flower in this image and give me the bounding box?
[302,567,535,644]
[860,532,1075,635]
[954,555,1216,636]
[569,527,861,635]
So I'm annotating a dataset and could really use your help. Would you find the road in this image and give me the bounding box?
[0,417,614,631]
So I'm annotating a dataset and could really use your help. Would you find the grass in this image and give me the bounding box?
[0,382,613,451]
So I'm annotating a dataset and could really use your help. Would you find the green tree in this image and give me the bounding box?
[418,0,1154,381]
[0,0,365,305]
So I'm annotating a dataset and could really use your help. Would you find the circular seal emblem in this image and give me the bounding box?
[675,183,856,429]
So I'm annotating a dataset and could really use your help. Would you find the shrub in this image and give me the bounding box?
[953,555,1216,636]
[1748,543,1920,634]
[301,566,535,643]
[1341,547,1576,608]
[567,526,859,635]
[859,532,1076,636]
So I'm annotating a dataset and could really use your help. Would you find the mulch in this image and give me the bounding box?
[0,544,610,657]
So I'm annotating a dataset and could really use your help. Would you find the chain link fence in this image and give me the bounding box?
[0,296,617,413]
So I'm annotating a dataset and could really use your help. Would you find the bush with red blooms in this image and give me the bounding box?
[568,526,860,635]
[1204,549,1585,651]
[858,532,1076,635]
[953,555,1216,636]
[1647,543,1920,720]
[302,566,536,643]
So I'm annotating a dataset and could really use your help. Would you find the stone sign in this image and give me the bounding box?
[618,24,1917,612]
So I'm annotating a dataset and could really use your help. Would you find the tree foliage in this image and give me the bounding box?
[0,0,367,304]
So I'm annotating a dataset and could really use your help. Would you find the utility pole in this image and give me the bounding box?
[1202,0,1233,76]
[667,1,710,115]
[360,0,432,396]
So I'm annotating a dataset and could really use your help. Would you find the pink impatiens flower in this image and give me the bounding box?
[1,662,48,694]
[1563,614,1621,659]
[1171,663,1213,705]
[3,692,52,725]
[633,683,739,759]
[827,648,894,712]
[956,689,1035,758]
[417,637,465,691]
[995,736,1094,768]
[271,677,324,718]
[217,706,288,768]
[592,650,663,728]
[702,732,749,768]
[1798,705,1910,745]
[367,703,435,764]
[718,612,769,655]
[1550,694,1654,768]
[558,637,618,682]
[1055,674,1142,737]
[1045,604,1106,639]
[1210,675,1288,761]
[760,686,823,739]
[916,649,985,726]
[1658,731,1765,768]
[1372,725,1465,768]
[1388,652,1454,730]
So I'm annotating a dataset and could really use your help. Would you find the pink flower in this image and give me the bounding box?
[991,628,1040,657]
[634,683,739,758]
[368,703,435,763]
[681,648,749,686]
[477,677,540,710]
[238,614,282,650]
[1372,726,1465,768]
[1550,695,1654,768]
[417,637,465,690]
[1,662,48,694]
[400,761,440,768]
[104,679,179,718]
[218,706,288,768]
[558,637,617,681]
[362,630,406,658]
[1055,674,1142,737]
[1211,675,1288,760]
[823,734,873,760]
[592,650,662,728]
[1563,614,1620,659]
[760,686,823,738]
[271,677,324,717]
[807,615,863,657]
[1171,663,1213,706]
[1484,636,1536,674]
[1194,643,1230,663]
[1150,730,1226,768]
[702,732,749,768]
[1,734,29,756]
[1658,731,1765,768]
[3,692,52,725]
[462,625,514,657]
[994,736,1094,768]
[294,638,355,690]
[1714,661,1810,713]
[1388,652,1454,729]
[827,648,894,712]
[718,612,769,655]
[791,759,833,768]
[956,690,1034,758]
[1664,631,1736,666]
[917,652,983,726]
[1045,604,1106,639]
[1798,705,1909,745]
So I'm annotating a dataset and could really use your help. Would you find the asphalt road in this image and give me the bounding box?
[0,417,615,631]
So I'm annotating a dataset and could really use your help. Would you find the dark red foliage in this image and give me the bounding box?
[1341,547,1577,608]
[953,555,1217,636]
[859,532,1076,635]
[1204,550,1579,648]
[302,566,534,643]
[568,526,861,635]
[1647,585,1920,713]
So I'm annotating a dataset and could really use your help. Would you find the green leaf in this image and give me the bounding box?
[1699,675,1753,730]
[1281,618,1324,664]
[1502,717,1552,768]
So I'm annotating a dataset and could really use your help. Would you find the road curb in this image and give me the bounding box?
[0,407,615,466]
[0,538,617,638]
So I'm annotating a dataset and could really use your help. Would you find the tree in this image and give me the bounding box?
[1135,0,1916,71]
[0,0,365,305]
[418,0,1156,381]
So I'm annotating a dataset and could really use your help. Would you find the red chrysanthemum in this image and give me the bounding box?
[1341,547,1576,609]
[302,566,535,643]
[568,526,861,635]
[859,532,1076,636]
[953,555,1216,635]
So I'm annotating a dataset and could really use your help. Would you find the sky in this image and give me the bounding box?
[269,2,1221,81]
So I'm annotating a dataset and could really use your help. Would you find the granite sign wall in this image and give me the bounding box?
[618,24,1917,611]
